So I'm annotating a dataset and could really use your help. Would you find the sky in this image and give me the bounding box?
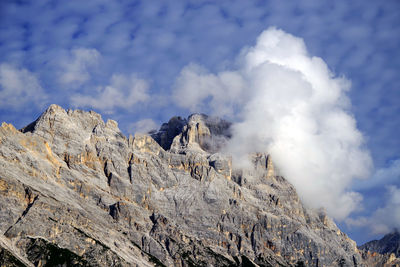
[0,0,399,245]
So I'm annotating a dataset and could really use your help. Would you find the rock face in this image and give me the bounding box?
[360,231,400,256]
[0,105,368,266]
[151,113,231,153]
[359,231,400,267]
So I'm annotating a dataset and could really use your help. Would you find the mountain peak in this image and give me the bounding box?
[21,104,104,133]
[0,105,376,266]
[360,231,400,256]
[150,115,187,150]
[152,113,231,154]
[19,104,123,157]
[359,231,400,266]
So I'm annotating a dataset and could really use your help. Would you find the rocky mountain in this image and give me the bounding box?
[360,231,400,256]
[0,104,391,266]
[358,231,400,267]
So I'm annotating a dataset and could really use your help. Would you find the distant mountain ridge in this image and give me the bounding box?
[360,231,400,256]
[0,104,398,266]
[358,231,400,266]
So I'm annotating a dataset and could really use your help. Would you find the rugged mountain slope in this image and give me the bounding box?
[360,231,400,256]
[0,105,367,266]
[359,231,400,267]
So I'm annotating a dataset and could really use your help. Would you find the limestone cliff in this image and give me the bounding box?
[0,105,373,266]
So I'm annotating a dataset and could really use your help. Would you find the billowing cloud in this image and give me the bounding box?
[0,63,47,110]
[70,73,149,114]
[173,27,372,220]
[127,118,158,134]
[58,48,100,87]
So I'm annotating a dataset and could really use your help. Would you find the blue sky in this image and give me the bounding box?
[0,0,399,244]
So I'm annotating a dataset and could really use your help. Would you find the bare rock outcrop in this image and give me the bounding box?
[360,231,400,257]
[359,231,400,267]
[0,105,370,266]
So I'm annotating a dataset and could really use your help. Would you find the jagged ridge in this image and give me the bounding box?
[358,231,400,267]
[360,231,400,256]
[0,104,374,266]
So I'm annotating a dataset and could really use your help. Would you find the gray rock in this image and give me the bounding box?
[0,105,371,266]
[168,113,231,154]
[150,116,187,151]
[359,231,400,267]
[360,231,400,256]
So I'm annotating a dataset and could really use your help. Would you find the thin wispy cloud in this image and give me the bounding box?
[173,63,246,118]
[70,74,150,114]
[370,185,400,234]
[127,118,158,134]
[58,48,100,87]
[0,63,47,110]
[346,159,400,236]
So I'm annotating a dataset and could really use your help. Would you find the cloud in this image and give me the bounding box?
[58,48,100,87]
[347,185,400,235]
[70,73,149,114]
[369,185,400,234]
[355,158,400,191]
[0,0,398,244]
[346,159,400,234]
[173,27,372,220]
[173,63,246,118]
[127,118,158,134]
[1,2,398,164]
[0,63,47,110]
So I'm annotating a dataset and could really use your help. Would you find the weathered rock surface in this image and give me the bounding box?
[359,250,400,267]
[359,231,400,267]
[0,104,371,266]
[360,231,400,257]
[165,113,232,154]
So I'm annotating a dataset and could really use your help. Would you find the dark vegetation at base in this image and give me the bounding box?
[241,255,258,267]
[0,246,26,267]
[295,261,305,267]
[25,237,90,267]
[205,248,238,267]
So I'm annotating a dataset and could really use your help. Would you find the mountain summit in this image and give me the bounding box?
[0,105,395,266]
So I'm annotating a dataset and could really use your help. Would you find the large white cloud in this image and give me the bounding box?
[0,63,47,110]
[173,27,372,220]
